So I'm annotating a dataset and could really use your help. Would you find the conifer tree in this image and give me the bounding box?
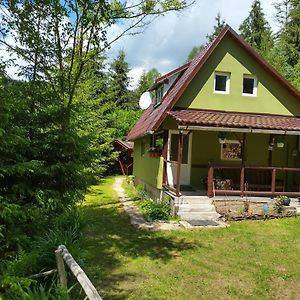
[270,0,300,87]
[136,68,161,96]
[186,45,205,62]
[108,50,135,109]
[206,13,226,43]
[239,0,273,57]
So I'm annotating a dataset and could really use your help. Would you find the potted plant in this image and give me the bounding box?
[276,135,285,148]
[218,132,227,144]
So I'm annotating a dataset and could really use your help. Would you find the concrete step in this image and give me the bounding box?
[177,196,213,205]
[178,211,221,221]
[176,204,216,213]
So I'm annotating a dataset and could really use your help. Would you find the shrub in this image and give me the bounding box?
[139,199,171,221]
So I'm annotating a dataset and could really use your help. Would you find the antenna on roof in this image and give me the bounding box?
[139,91,152,109]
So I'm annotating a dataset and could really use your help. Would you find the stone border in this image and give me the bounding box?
[114,177,227,230]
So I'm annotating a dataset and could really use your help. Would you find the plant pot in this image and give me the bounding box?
[277,142,284,148]
[283,198,290,206]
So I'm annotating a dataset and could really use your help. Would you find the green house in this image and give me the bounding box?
[127,25,300,201]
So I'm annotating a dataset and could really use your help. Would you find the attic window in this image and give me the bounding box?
[243,75,257,96]
[214,72,230,94]
[155,85,164,105]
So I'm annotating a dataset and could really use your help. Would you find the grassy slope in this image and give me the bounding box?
[79,176,300,300]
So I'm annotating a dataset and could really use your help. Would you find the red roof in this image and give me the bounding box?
[168,109,300,132]
[113,139,133,150]
[127,25,300,141]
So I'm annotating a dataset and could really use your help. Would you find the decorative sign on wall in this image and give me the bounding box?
[221,140,242,160]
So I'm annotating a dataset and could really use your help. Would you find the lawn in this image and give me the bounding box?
[79,176,300,300]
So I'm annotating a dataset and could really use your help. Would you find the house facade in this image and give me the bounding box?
[127,25,300,200]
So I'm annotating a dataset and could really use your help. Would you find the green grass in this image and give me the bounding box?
[78,176,300,300]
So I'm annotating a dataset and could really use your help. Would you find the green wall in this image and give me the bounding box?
[176,35,300,116]
[133,137,164,189]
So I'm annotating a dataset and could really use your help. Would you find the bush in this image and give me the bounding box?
[139,199,171,221]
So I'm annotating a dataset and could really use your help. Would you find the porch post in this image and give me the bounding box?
[207,163,214,198]
[176,131,183,196]
[271,168,276,197]
[162,130,168,186]
[240,166,245,197]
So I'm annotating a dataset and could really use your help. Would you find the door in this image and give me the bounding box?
[167,131,192,186]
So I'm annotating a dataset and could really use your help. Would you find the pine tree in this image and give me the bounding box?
[186,45,205,62]
[206,13,226,43]
[136,68,161,96]
[108,50,135,109]
[270,0,300,86]
[239,0,273,57]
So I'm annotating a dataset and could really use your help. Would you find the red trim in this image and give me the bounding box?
[155,62,190,84]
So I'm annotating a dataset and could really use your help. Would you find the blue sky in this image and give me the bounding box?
[107,0,278,88]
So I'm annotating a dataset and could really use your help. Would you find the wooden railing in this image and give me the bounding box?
[207,164,300,198]
[55,245,102,300]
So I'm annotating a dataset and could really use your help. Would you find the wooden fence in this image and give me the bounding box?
[55,244,102,300]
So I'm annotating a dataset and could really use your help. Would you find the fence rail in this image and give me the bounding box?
[56,245,102,300]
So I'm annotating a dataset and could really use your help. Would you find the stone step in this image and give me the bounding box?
[176,204,216,213]
[178,212,221,221]
[177,196,213,205]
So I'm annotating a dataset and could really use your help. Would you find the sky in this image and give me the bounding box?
[107,0,278,88]
[1,0,278,86]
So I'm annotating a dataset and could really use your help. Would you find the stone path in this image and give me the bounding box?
[113,177,228,230]
[113,177,181,231]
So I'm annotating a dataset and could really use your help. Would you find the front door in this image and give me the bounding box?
[167,131,192,187]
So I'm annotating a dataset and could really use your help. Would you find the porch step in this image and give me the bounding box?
[175,195,221,222]
[176,204,216,213]
[177,196,213,205]
[178,212,221,221]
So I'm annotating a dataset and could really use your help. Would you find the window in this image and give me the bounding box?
[155,85,164,105]
[221,140,242,161]
[243,75,257,96]
[214,72,230,94]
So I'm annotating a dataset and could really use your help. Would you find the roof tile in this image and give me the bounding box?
[168,109,300,132]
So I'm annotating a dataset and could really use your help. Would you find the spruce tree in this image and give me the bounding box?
[239,0,273,57]
[206,13,226,43]
[270,0,300,87]
[186,45,205,62]
[136,68,161,96]
[108,50,135,109]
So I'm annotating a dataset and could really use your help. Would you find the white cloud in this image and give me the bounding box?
[108,0,278,87]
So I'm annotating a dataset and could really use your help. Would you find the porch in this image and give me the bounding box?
[161,110,300,198]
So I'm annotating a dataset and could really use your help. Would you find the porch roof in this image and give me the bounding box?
[168,109,300,132]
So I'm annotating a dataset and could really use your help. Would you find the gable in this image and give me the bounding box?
[176,35,300,116]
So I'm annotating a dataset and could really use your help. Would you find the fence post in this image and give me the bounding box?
[55,249,68,290]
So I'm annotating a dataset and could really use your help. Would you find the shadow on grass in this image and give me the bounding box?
[78,179,203,299]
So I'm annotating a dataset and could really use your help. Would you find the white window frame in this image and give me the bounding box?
[214,72,230,94]
[155,85,164,106]
[242,74,258,97]
[220,140,242,161]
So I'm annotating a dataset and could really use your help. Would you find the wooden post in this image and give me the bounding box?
[207,163,214,198]
[241,133,246,164]
[240,166,245,197]
[55,249,68,291]
[268,134,273,166]
[58,245,102,300]
[162,130,168,186]
[271,168,276,197]
[176,131,183,196]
